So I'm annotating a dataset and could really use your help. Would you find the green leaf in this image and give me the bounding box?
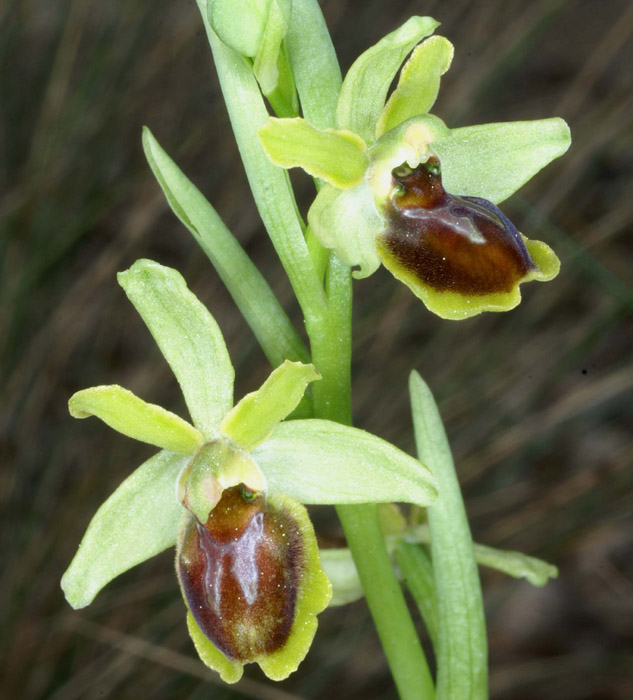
[285,0,342,129]
[473,543,558,587]
[376,35,454,137]
[118,259,234,439]
[142,129,309,367]
[395,542,439,647]
[221,360,321,449]
[258,117,368,188]
[61,450,188,609]
[336,16,440,143]
[410,371,487,700]
[433,118,571,204]
[251,419,437,506]
[307,183,382,279]
[69,385,204,455]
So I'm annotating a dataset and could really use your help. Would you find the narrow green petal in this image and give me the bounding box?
[307,183,382,278]
[433,118,571,204]
[258,117,368,188]
[336,16,440,143]
[376,35,454,137]
[221,360,321,450]
[118,259,234,438]
[409,371,487,700]
[187,612,244,683]
[69,385,204,455]
[251,419,437,506]
[61,450,188,609]
[142,128,309,367]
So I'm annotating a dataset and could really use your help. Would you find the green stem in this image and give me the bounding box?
[310,254,434,700]
[197,0,327,326]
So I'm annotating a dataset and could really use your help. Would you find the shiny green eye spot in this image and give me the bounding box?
[240,485,259,503]
[392,182,406,197]
[393,164,414,179]
[424,160,440,177]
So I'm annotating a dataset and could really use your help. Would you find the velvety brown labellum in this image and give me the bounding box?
[178,486,303,662]
[382,158,536,295]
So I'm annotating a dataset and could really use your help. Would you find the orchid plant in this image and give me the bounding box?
[62,1,570,698]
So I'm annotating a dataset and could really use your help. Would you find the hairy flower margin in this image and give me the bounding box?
[258,17,571,319]
[61,259,437,682]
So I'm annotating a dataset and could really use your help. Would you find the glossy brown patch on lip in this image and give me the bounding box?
[178,486,303,662]
[381,158,535,295]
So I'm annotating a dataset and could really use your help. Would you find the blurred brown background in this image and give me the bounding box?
[2,0,632,698]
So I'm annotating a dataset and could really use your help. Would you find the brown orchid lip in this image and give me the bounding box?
[381,157,536,296]
[178,485,303,662]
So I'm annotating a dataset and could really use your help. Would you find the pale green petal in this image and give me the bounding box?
[433,118,571,204]
[142,128,308,367]
[69,385,204,455]
[118,259,234,438]
[376,35,454,137]
[61,450,188,609]
[307,183,382,278]
[336,16,440,143]
[258,117,368,188]
[251,419,437,506]
[221,361,321,449]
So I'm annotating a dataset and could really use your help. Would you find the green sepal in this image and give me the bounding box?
[221,360,321,450]
[376,35,454,137]
[258,117,368,188]
[433,118,571,204]
[187,612,244,683]
[69,385,204,455]
[336,16,440,143]
[61,450,188,609]
[307,183,382,279]
[251,419,437,506]
[142,128,309,367]
[118,259,234,438]
[177,441,266,523]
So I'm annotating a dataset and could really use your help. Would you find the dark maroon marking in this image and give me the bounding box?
[380,158,535,295]
[178,486,303,662]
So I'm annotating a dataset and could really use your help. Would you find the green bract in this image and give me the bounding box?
[258,19,571,320]
[62,259,437,682]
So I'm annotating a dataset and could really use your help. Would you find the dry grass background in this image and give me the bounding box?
[2,0,632,698]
